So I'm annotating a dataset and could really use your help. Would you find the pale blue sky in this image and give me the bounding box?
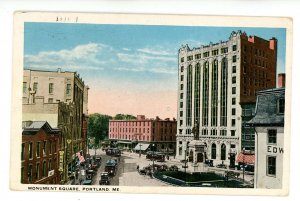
[24,23,286,116]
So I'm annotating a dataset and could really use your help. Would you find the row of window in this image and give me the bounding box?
[21,141,56,160]
[110,121,175,127]
[21,159,55,183]
[22,82,72,95]
[181,45,237,62]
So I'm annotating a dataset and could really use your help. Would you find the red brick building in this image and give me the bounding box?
[109,115,177,153]
[21,121,60,184]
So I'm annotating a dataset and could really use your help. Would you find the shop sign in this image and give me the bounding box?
[59,151,64,172]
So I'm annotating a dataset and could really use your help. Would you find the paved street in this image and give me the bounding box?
[87,149,254,187]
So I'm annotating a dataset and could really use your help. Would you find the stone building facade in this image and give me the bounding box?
[21,121,60,184]
[176,31,277,167]
[109,115,177,153]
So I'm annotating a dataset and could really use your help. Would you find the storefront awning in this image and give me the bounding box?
[236,153,255,164]
[117,141,132,144]
[134,143,150,151]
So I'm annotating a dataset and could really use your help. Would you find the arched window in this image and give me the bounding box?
[221,144,226,160]
[211,143,216,159]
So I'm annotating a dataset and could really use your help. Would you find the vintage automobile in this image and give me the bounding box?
[106,148,121,157]
[82,179,93,185]
[105,160,117,176]
[99,172,110,185]
[146,152,165,162]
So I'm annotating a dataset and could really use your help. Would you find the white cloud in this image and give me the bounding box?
[25,43,178,75]
[137,47,176,56]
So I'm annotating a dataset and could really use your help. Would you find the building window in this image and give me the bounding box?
[66,84,71,95]
[232,87,236,94]
[211,60,218,127]
[36,142,40,158]
[203,51,209,57]
[221,47,228,54]
[268,129,277,144]
[181,57,184,62]
[221,144,226,160]
[21,167,24,183]
[194,63,201,124]
[180,75,184,81]
[195,53,201,59]
[220,58,228,127]
[202,61,209,126]
[180,93,183,99]
[180,111,183,117]
[28,164,33,183]
[180,120,183,126]
[231,130,235,136]
[186,65,193,126]
[211,143,216,159]
[33,82,38,92]
[232,45,237,51]
[49,83,54,94]
[231,119,236,127]
[21,143,25,160]
[181,66,184,72]
[232,98,236,105]
[232,108,236,116]
[220,130,227,136]
[187,55,193,61]
[48,159,52,171]
[48,98,53,103]
[278,98,285,114]
[212,49,219,56]
[232,55,237,63]
[23,82,27,93]
[179,147,182,155]
[232,76,236,84]
[49,141,52,155]
[267,156,276,176]
[180,84,183,90]
[29,142,33,159]
[43,141,47,156]
[42,161,46,177]
[36,163,40,180]
[232,66,236,74]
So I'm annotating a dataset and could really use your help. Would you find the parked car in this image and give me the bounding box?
[82,179,92,185]
[99,172,110,185]
[106,148,121,157]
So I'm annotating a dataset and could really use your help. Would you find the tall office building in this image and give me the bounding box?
[176,31,277,166]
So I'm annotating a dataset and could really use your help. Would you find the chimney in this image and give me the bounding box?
[278,73,286,88]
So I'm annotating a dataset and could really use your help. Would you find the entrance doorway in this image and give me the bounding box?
[197,153,204,162]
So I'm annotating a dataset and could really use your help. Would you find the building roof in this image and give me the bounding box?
[247,88,285,127]
[22,121,60,135]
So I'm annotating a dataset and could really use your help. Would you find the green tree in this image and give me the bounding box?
[88,113,112,145]
[114,114,136,120]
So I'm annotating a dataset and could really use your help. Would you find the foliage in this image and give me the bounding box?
[114,113,136,120]
[87,113,112,145]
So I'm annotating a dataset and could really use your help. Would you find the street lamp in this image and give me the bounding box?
[152,144,155,172]
[242,147,245,182]
[139,144,142,157]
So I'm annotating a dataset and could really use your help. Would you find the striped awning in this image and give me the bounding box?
[134,143,150,151]
[236,153,255,164]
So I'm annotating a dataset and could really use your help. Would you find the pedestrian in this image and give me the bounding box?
[137,165,139,171]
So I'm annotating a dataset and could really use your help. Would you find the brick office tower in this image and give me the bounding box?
[109,115,177,154]
[21,121,60,184]
[176,31,277,167]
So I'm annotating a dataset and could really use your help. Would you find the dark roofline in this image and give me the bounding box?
[256,87,285,95]
[22,121,60,135]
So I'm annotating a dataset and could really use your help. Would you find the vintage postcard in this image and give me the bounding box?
[11,12,292,195]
